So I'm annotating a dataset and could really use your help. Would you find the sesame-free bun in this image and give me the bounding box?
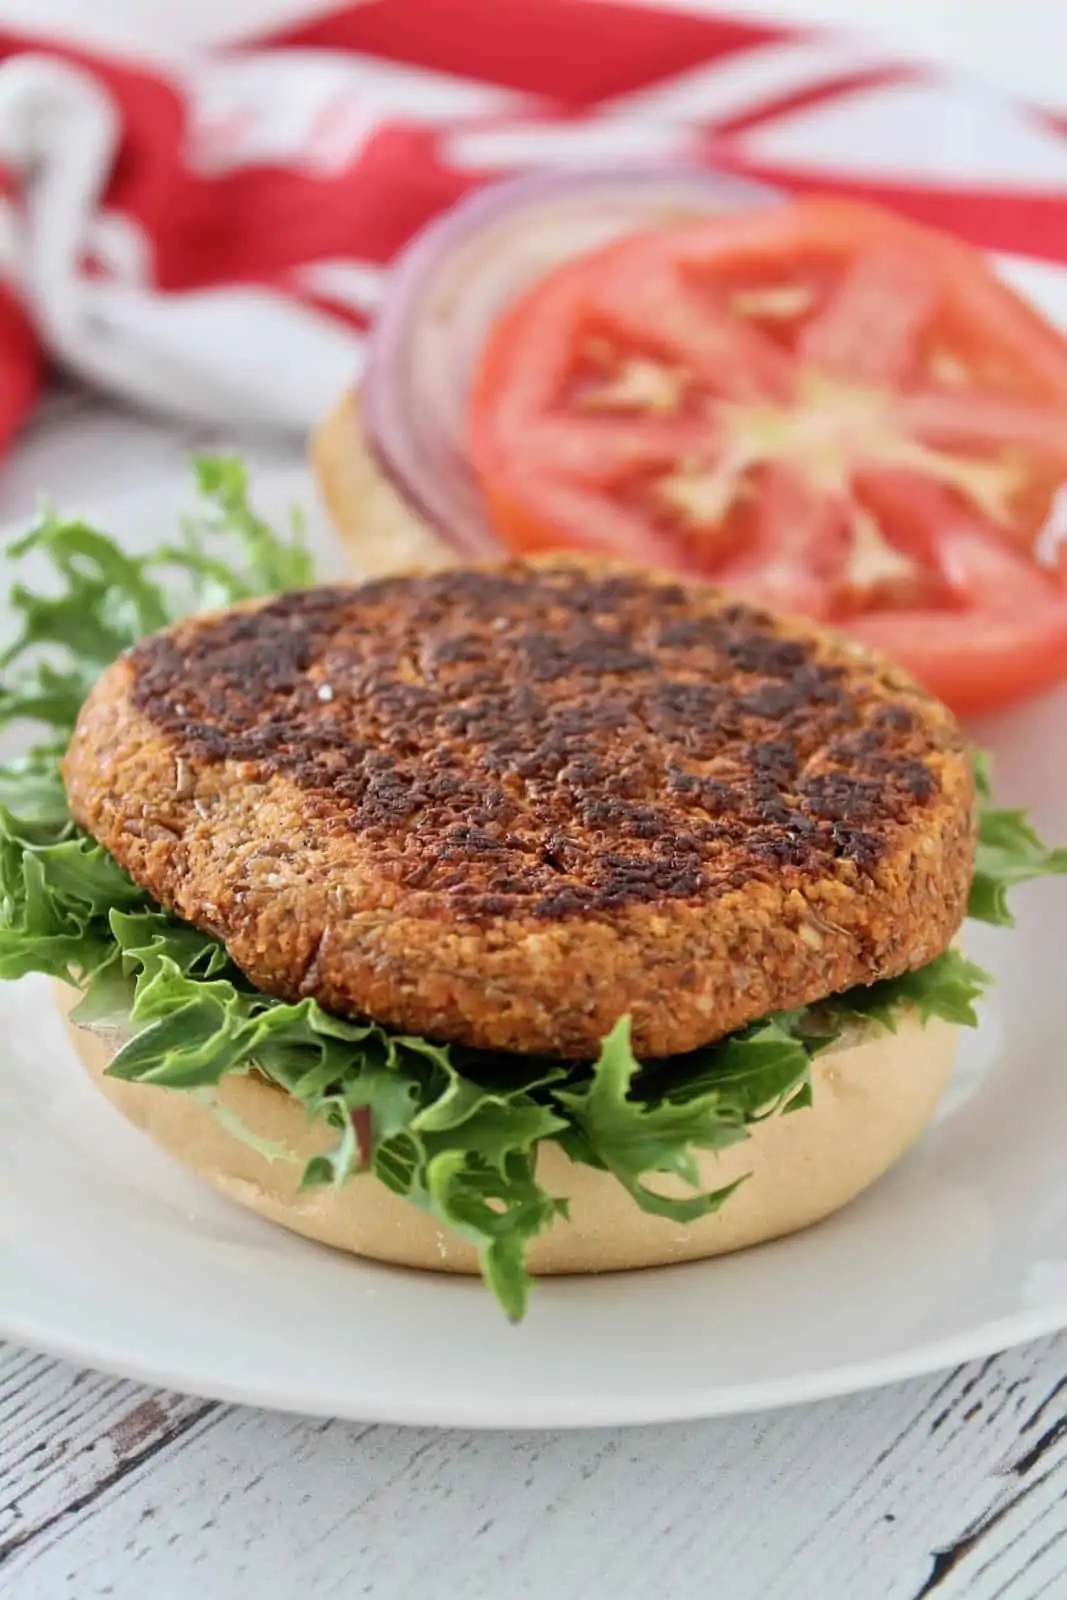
[61,990,957,1277]
[312,389,452,576]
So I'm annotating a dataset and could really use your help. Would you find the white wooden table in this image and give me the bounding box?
[2,394,1067,1599]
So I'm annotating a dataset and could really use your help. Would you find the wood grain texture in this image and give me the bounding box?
[2,1334,1067,1599]
[0,1347,215,1566]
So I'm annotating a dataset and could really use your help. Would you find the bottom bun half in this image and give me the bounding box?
[59,984,957,1277]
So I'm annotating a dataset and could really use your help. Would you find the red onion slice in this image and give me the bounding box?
[362,167,781,556]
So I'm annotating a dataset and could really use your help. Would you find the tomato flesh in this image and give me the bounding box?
[469,198,1067,713]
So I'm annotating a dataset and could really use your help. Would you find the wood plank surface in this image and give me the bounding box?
[2,1334,1067,1599]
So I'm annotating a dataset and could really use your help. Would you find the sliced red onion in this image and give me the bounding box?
[362,166,781,556]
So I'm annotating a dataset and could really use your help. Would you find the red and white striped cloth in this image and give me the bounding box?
[0,0,1065,461]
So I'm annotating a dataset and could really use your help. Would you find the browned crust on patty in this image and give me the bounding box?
[62,556,975,1057]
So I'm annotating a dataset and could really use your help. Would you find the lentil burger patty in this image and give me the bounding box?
[63,558,975,1058]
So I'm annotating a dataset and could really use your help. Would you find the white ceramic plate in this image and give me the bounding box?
[2,466,1067,1429]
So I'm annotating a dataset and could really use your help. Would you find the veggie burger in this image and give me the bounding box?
[1,464,1061,1317]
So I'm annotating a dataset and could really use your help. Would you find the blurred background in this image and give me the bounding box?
[0,0,1063,524]
[4,0,1065,103]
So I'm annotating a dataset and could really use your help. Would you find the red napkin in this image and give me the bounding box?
[0,0,1064,460]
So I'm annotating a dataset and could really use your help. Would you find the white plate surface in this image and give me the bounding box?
[2,466,1067,1428]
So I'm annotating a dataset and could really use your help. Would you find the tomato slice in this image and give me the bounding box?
[469,197,1067,713]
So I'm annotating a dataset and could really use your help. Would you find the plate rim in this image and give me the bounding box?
[3,1299,1066,1428]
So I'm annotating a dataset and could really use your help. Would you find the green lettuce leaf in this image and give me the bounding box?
[969,751,1067,926]
[0,462,1060,1318]
[812,948,991,1034]
[555,1016,805,1221]
[0,456,311,742]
